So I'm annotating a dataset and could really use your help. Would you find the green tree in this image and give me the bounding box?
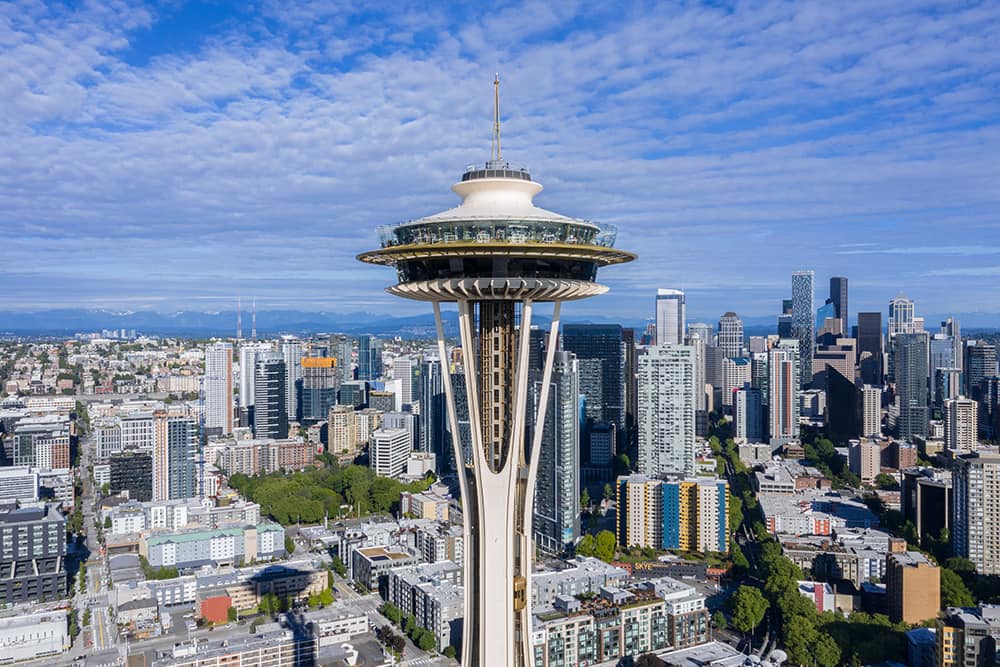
[813,631,842,667]
[594,530,616,562]
[381,602,402,624]
[417,630,436,651]
[729,585,769,635]
[576,534,596,557]
[227,606,238,622]
[603,483,614,502]
[319,588,334,606]
[941,568,975,607]
[284,535,295,554]
[782,615,818,666]
[443,646,457,659]
[580,488,591,510]
[104,516,112,529]
[82,608,91,627]
[332,556,347,578]
[613,453,631,476]
[874,473,899,490]
[711,610,728,630]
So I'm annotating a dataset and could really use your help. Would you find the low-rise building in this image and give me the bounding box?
[531,557,628,608]
[386,561,465,650]
[152,627,316,667]
[304,605,369,647]
[140,522,285,570]
[352,545,417,593]
[0,609,69,663]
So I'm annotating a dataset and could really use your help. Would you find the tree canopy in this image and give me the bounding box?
[729,585,768,634]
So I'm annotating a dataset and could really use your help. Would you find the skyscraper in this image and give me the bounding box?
[768,340,800,446]
[356,80,635,667]
[281,339,305,422]
[392,355,417,406]
[237,342,272,427]
[830,276,849,331]
[253,353,288,439]
[966,341,998,398]
[953,451,1000,574]
[717,312,744,358]
[734,385,764,442]
[357,335,383,381]
[152,410,197,502]
[330,335,354,383]
[563,324,625,434]
[791,271,815,387]
[895,332,930,441]
[945,397,978,451]
[888,295,916,337]
[419,358,445,459]
[655,289,685,346]
[299,357,338,424]
[204,342,233,436]
[856,311,884,386]
[532,351,580,556]
[637,345,697,477]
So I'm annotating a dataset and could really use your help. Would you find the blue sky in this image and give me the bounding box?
[2,1,999,324]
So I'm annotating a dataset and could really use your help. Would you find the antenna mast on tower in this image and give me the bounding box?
[490,73,503,165]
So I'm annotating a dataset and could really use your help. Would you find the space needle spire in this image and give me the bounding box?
[358,79,635,667]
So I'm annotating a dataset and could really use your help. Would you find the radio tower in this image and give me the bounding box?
[358,76,634,667]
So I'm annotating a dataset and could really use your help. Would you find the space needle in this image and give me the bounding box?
[358,76,635,667]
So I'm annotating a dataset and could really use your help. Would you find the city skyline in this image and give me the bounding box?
[3,2,1000,321]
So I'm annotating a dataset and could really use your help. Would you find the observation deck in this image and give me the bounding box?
[357,160,635,302]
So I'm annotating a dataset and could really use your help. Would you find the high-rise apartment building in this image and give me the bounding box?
[849,439,880,485]
[791,271,815,387]
[238,342,272,426]
[888,295,916,337]
[895,332,930,441]
[391,356,417,407]
[953,451,1000,574]
[768,340,800,446]
[655,289,686,346]
[281,339,305,423]
[856,311,883,386]
[370,428,412,479]
[253,354,288,439]
[0,504,65,605]
[357,335,382,381]
[616,475,728,553]
[204,342,233,435]
[637,345,696,477]
[532,351,580,556]
[945,396,978,451]
[733,386,764,443]
[862,385,881,437]
[717,312,744,358]
[151,410,197,502]
[935,368,963,409]
[830,276,848,332]
[721,357,751,408]
[563,324,625,435]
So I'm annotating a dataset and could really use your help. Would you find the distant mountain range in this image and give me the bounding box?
[0,309,995,339]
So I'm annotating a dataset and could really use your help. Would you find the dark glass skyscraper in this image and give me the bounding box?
[857,311,883,385]
[562,324,625,437]
[830,276,849,330]
[357,334,383,381]
[895,332,930,440]
[254,354,288,439]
